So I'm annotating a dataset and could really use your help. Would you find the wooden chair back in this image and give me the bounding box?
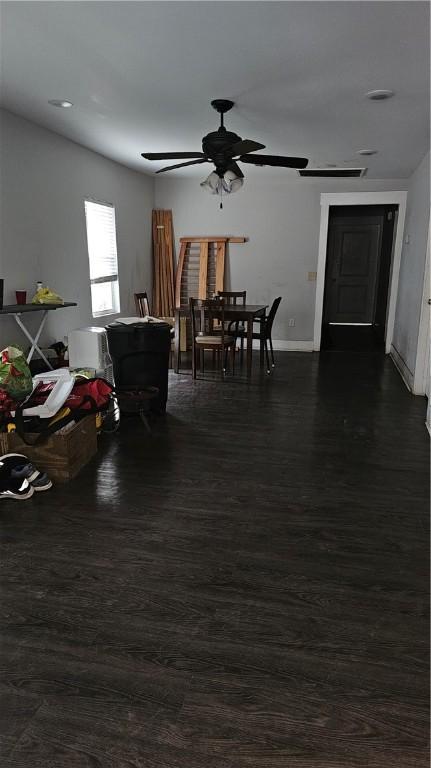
[134,292,150,317]
[265,297,282,337]
[217,290,247,339]
[190,297,227,345]
[217,290,246,306]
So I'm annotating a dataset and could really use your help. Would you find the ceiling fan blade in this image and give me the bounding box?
[239,154,309,169]
[226,139,265,158]
[155,158,209,174]
[227,161,244,179]
[142,152,204,161]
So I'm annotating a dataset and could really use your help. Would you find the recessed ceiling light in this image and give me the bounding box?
[365,89,394,101]
[48,99,73,108]
[357,149,378,156]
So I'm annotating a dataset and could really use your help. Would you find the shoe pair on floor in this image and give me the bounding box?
[0,453,53,499]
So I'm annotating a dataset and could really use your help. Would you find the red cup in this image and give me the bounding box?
[15,291,27,305]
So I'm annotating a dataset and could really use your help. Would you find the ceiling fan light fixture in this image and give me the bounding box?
[201,169,244,196]
[222,169,244,193]
[200,171,220,194]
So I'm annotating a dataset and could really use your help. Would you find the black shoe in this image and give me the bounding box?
[0,454,39,482]
[0,475,34,500]
[30,473,53,492]
[0,454,52,492]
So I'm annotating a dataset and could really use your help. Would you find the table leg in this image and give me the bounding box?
[246,316,253,379]
[174,312,180,373]
[14,311,53,370]
[259,323,265,369]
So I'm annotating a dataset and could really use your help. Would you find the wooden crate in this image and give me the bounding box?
[0,415,98,483]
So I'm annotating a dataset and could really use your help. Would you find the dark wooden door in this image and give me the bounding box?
[324,214,383,324]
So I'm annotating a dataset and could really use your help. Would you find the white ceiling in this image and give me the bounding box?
[1,1,429,179]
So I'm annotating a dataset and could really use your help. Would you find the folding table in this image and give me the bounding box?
[0,302,77,370]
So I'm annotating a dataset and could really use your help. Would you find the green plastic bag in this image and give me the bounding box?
[0,346,33,401]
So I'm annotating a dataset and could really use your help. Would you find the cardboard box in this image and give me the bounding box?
[0,414,98,483]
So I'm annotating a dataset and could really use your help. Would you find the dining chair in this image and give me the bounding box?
[217,290,247,305]
[134,292,150,317]
[189,297,235,380]
[236,297,282,374]
[134,291,178,368]
[217,290,247,364]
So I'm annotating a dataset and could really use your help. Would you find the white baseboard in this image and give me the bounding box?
[251,340,314,352]
[390,344,414,391]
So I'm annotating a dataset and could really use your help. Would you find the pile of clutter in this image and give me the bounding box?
[0,453,52,500]
[0,347,114,496]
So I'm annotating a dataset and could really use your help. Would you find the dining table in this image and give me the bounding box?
[174,303,268,379]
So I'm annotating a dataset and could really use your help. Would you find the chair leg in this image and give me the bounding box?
[231,343,235,375]
[223,345,229,377]
[200,347,205,374]
[259,331,265,369]
[269,337,275,367]
[265,340,271,374]
[192,344,197,379]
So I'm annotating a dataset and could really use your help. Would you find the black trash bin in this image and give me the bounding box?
[106,320,171,413]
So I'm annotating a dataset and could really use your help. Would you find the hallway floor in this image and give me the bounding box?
[0,351,429,767]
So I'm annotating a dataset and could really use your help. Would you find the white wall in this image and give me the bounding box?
[0,109,154,349]
[392,152,430,385]
[155,175,408,345]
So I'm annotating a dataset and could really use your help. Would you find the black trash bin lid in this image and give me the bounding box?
[107,319,171,332]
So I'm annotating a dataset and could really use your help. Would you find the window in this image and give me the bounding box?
[84,200,120,317]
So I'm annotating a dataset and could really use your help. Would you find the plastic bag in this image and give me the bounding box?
[0,346,33,400]
[31,286,64,305]
[65,377,114,412]
[21,376,114,413]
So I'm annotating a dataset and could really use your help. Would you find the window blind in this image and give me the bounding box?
[84,201,119,282]
[84,200,120,317]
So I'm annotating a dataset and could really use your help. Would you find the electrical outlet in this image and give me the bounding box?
[308,271,317,281]
[288,318,295,327]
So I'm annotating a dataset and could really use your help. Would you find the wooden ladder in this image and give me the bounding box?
[175,236,247,308]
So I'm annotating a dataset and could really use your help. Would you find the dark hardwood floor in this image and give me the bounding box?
[0,351,429,767]
[320,323,384,351]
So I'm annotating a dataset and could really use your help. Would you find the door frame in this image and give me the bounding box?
[313,191,407,352]
[412,217,430,395]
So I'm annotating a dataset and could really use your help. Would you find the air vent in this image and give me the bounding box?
[297,168,367,178]
[298,168,367,179]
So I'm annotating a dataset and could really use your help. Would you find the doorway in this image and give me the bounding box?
[321,205,397,351]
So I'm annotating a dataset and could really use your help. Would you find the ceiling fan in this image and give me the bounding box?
[141,100,308,204]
